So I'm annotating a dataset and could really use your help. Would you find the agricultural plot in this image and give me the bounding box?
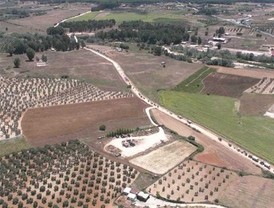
[219,175,274,208]
[159,91,274,164]
[202,73,259,98]
[71,10,189,24]
[147,160,237,203]
[21,97,149,146]
[151,109,262,175]
[0,76,132,140]
[130,140,196,175]
[90,44,202,101]
[245,77,274,94]
[5,4,88,33]
[0,140,139,208]
[239,93,274,116]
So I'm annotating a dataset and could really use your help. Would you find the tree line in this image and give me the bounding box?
[96,20,191,45]
[60,19,116,33]
[4,26,85,57]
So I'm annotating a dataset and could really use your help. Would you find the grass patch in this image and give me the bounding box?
[0,136,32,157]
[159,91,274,164]
[71,10,189,23]
[173,66,215,93]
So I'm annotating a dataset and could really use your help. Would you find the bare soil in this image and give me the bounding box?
[6,4,89,33]
[89,44,202,101]
[21,97,150,146]
[219,175,274,208]
[202,73,259,98]
[151,109,262,175]
[130,140,196,175]
[239,93,274,116]
[0,49,127,91]
[215,66,274,79]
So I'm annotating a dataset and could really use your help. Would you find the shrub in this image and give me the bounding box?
[14,58,21,68]
[99,125,106,131]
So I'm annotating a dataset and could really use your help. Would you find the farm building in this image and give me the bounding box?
[127,193,137,201]
[137,191,150,202]
[122,187,131,195]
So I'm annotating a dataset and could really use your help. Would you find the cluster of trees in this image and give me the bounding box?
[60,19,116,33]
[96,20,191,45]
[107,128,134,137]
[167,45,234,67]
[4,26,83,57]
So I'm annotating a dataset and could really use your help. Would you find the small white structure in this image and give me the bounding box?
[122,187,131,195]
[137,191,150,202]
[127,193,137,201]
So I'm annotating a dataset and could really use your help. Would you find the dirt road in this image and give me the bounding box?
[84,46,274,173]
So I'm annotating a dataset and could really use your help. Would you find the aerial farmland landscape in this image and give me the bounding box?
[1,0,274,208]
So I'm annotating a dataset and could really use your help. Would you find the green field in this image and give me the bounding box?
[70,10,189,23]
[0,137,32,157]
[159,90,274,164]
[70,11,99,21]
[174,66,215,93]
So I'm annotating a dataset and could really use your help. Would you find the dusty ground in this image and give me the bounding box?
[239,93,274,116]
[202,73,259,98]
[151,109,262,175]
[105,127,169,157]
[0,49,127,91]
[5,3,89,33]
[219,175,274,208]
[130,140,196,175]
[147,160,238,203]
[21,97,150,146]
[89,44,202,101]
[215,66,274,79]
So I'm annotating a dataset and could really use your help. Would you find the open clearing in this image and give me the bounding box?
[151,109,261,175]
[219,175,274,208]
[22,97,150,146]
[147,160,237,203]
[71,10,189,23]
[0,137,32,157]
[130,140,196,175]
[0,49,127,92]
[5,4,88,33]
[105,127,169,158]
[239,93,274,116]
[90,44,202,101]
[159,91,274,164]
[215,66,274,79]
[202,73,259,98]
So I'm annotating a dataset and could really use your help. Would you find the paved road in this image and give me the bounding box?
[84,46,274,174]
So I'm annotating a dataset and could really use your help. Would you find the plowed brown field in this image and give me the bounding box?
[21,97,150,146]
[202,73,259,98]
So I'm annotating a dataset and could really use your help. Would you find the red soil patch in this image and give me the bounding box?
[202,73,259,98]
[21,97,150,146]
[151,109,261,175]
